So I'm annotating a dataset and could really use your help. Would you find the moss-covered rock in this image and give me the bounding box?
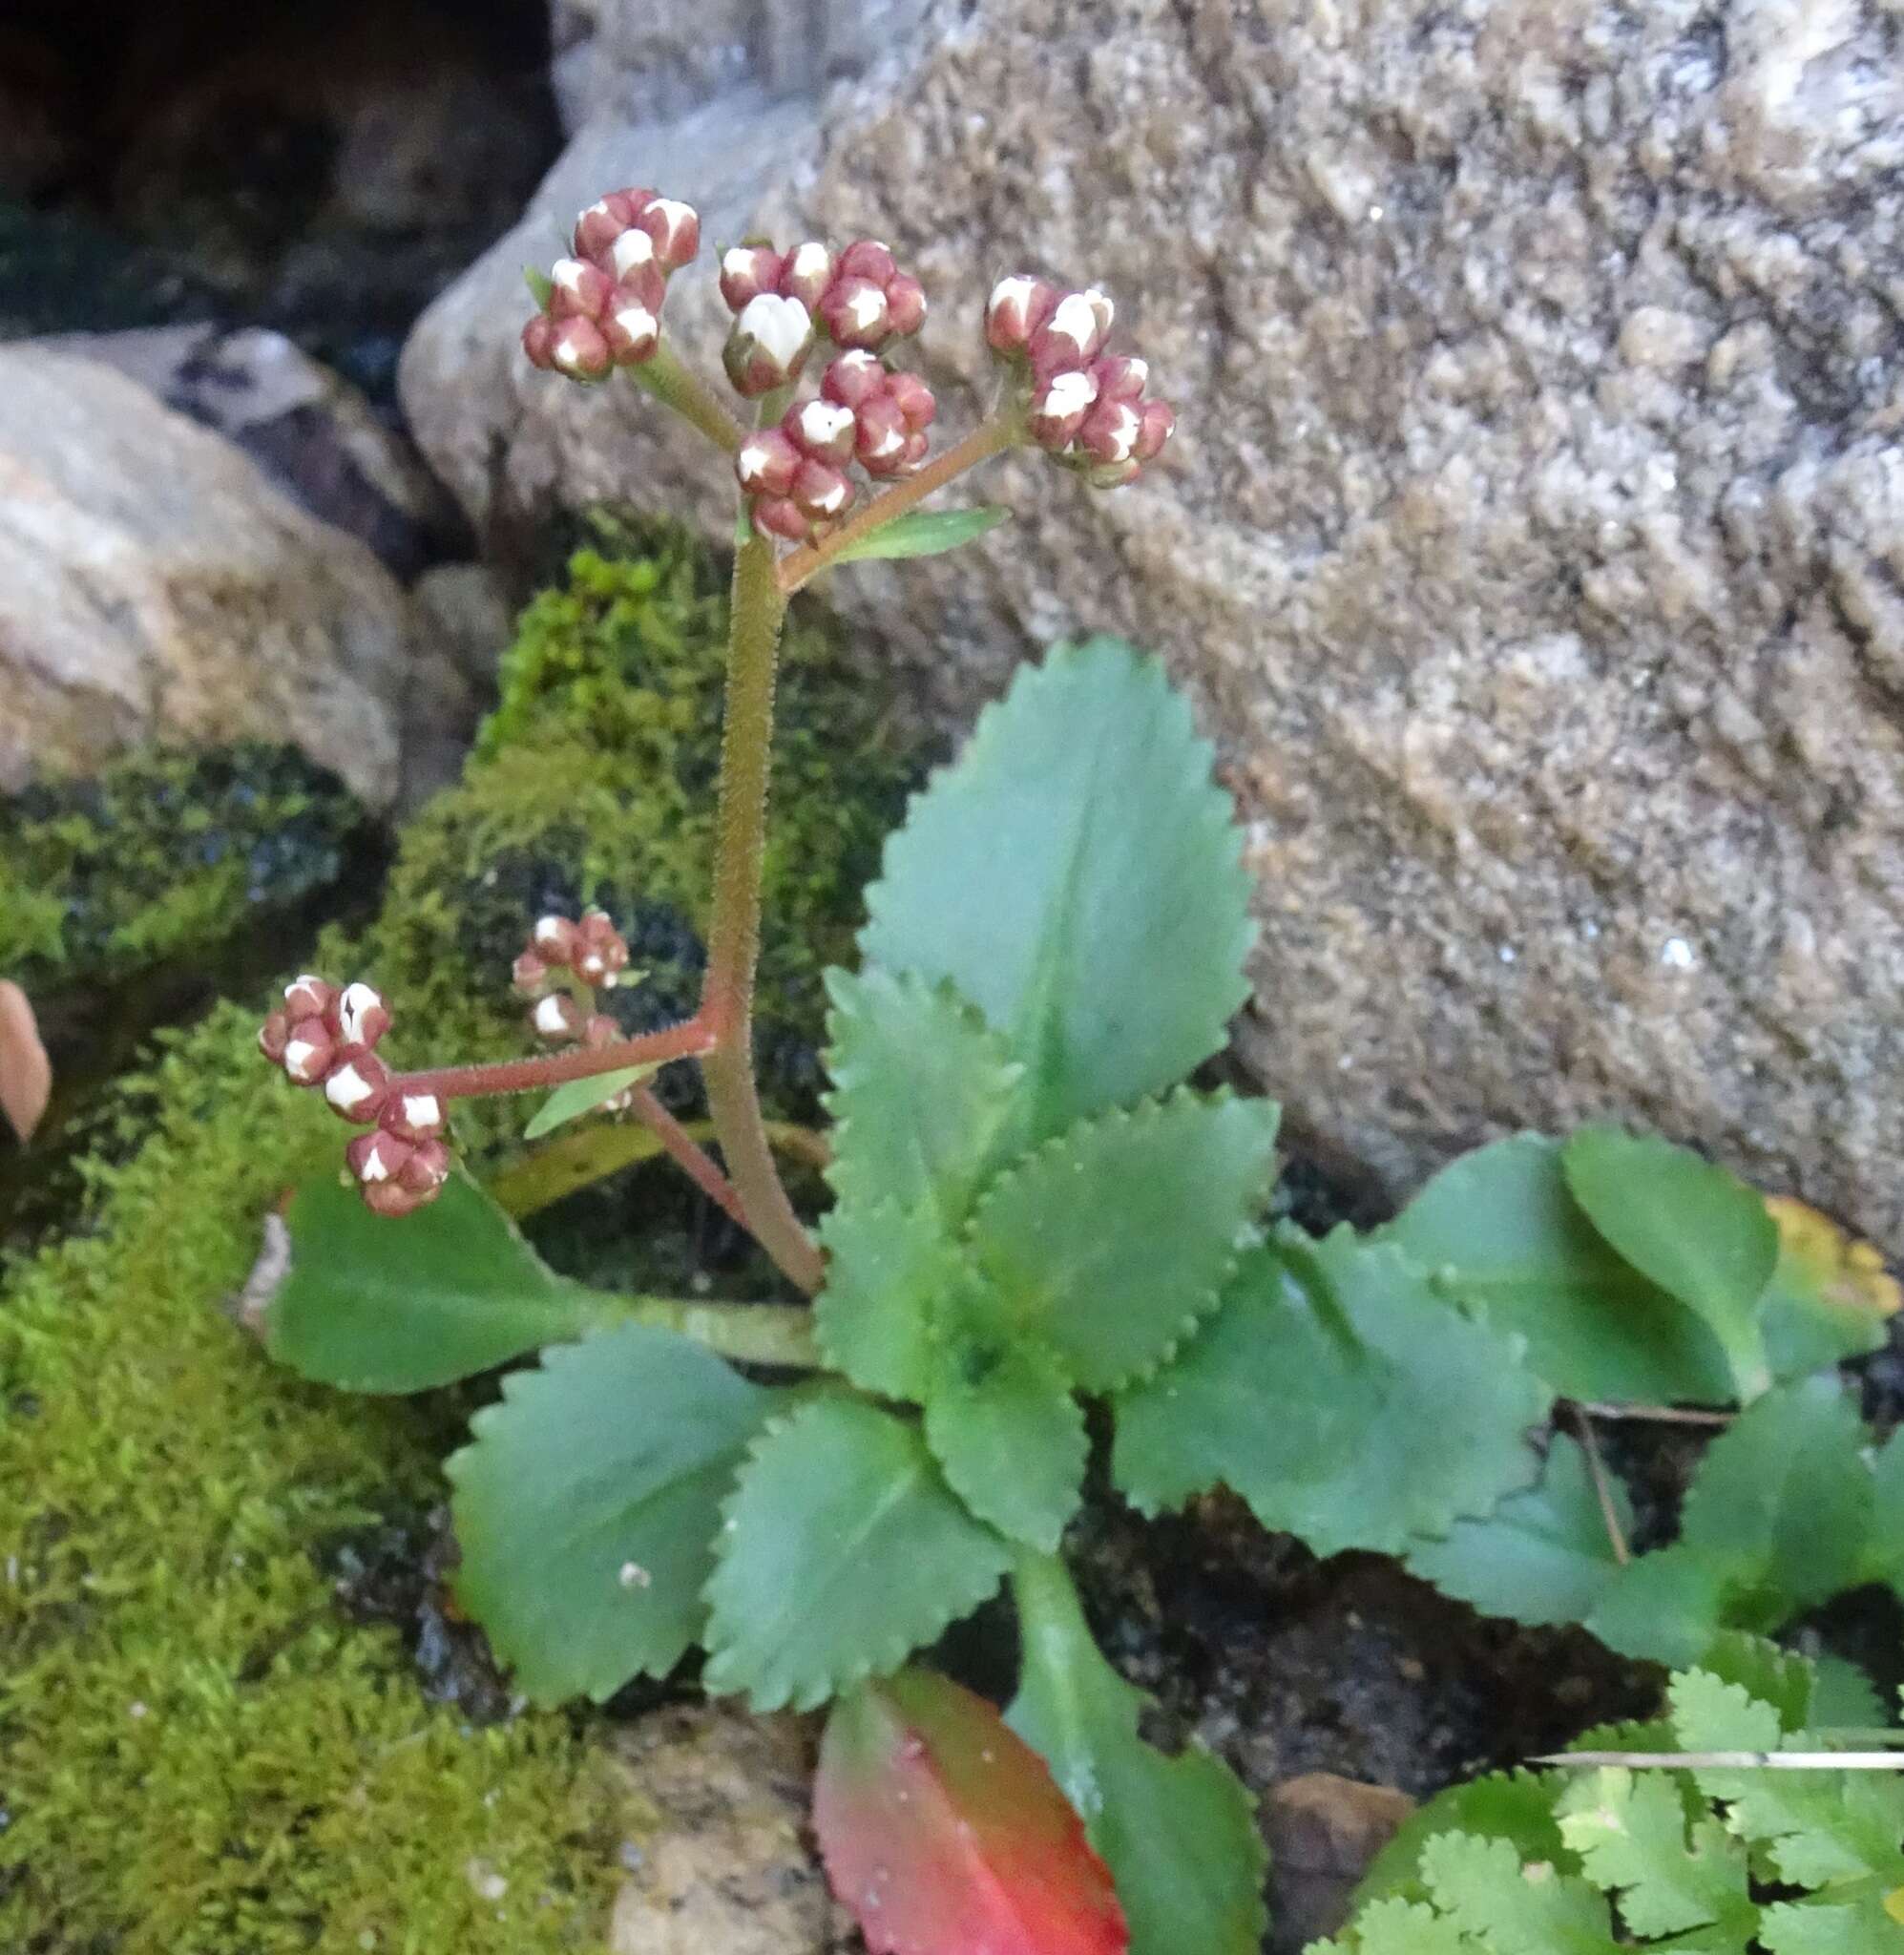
[1,520,922,1949]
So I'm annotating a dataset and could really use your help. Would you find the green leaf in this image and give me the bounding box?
[1355,1772,1571,1911]
[520,1063,659,1139]
[268,1167,597,1392]
[861,638,1255,1141]
[1758,1195,1899,1377]
[966,1090,1280,1391]
[445,1323,776,1704]
[1406,1437,1631,1629]
[822,967,1025,1218]
[1310,1897,1471,1954]
[1383,1135,1732,1403]
[1584,1545,1743,1670]
[924,1282,1086,1551]
[1009,1553,1266,1955]
[1416,1830,1621,1950]
[1561,1127,1779,1399]
[701,1397,1011,1712]
[814,1667,1128,1955]
[814,1197,961,1399]
[1115,1231,1549,1556]
[1556,1769,1753,1941]
[827,504,1013,565]
[1857,1426,1904,1592]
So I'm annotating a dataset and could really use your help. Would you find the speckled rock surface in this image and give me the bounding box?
[0,345,411,808]
[402,0,1904,1243]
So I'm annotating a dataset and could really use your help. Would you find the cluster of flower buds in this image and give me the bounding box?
[984,276,1174,487]
[720,238,927,397]
[735,351,937,542]
[522,188,701,382]
[258,977,450,1217]
[512,911,643,1110]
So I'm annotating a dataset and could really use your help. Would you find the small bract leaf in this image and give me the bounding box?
[1561,1126,1779,1400]
[966,1090,1281,1391]
[1406,1436,1633,1629]
[1114,1231,1549,1556]
[924,1285,1086,1552]
[0,978,52,1144]
[269,1167,599,1391]
[701,1397,1011,1712]
[822,967,1024,1217]
[523,265,554,307]
[814,1667,1128,1955]
[1384,1134,1731,1403]
[860,638,1255,1142]
[827,504,1013,565]
[1009,1554,1266,1955]
[521,1062,659,1140]
[446,1323,777,1704]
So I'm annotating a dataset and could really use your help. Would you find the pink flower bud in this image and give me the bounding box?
[779,241,834,310]
[513,949,551,997]
[324,1051,391,1125]
[1032,287,1114,369]
[574,189,646,259]
[883,274,927,338]
[335,982,390,1052]
[752,496,810,542]
[1077,398,1142,468]
[281,1017,335,1087]
[532,994,584,1044]
[381,1088,446,1144]
[836,240,897,285]
[985,275,1058,355]
[533,914,580,963]
[788,397,857,465]
[521,314,557,369]
[284,975,335,1022]
[1029,368,1100,449]
[720,244,784,312]
[583,1014,619,1048]
[854,395,910,476]
[822,349,887,410]
[886,370,935,431]
[346,1129,412,1188]
[259,1012,290,1063]
[362,1180,430,1219]
[1090,354,1149,404]
[549,257,613,320]
[900,430,930,471]
[791,457,853,523]
[820,276,890,350]
[398,1139,452,1196]
[723,293,815,395]
[636,196,700,271]
[578,910,627,960]
[551,317,613,382]
[1134,400,1175,463]
[737,429,801,497]
[602,292,660,366]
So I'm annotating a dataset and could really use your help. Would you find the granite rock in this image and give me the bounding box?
[402,0,1904,1243]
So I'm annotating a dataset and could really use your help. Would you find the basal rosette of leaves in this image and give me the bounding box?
[1314,1638,1904,1953]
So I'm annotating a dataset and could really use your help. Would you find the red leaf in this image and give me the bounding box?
[814,1666,1128,1955]
[0,980,52,1144]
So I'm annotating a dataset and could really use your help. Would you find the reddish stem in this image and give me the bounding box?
[626,1084,751,1233]
[395,1014,717,1102]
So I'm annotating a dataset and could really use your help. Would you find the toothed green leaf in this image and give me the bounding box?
[1556,1770,1753,1942]
[1354,1772,1571,1912]
[966,1090,1281,1392]
[1416,1830,1622,1949]
[822,967,1025,1217]
[814,1197,960,1399]
[1115,1230,1549,1556]
[701,1397,1011,1712]
[827,504,1013,564]
[860,638,1255,1142]
[1406,1437,1632,1629]
[1583,1545,1744,1670]
[1383,1134,1732,1403]
[1009,1555,1266,1955]
[269,1166,599,1392]
[445,1323,776,1704]
[1561,1127,1779,1401]
[924,1282,1086,1551]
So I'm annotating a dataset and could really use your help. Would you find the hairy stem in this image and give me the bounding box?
[775,414,1019,593]
[398,1014,715,1102]
[698,535,826,1293]
[632,342,744,452]
[627,1084,750,1232]
[582,1289,820,1368]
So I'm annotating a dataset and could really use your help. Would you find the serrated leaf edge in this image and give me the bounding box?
[698,1397,1012,1713]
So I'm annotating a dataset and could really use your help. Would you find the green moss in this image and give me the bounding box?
[0,742,375,989]
[1,1006,625,1953]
